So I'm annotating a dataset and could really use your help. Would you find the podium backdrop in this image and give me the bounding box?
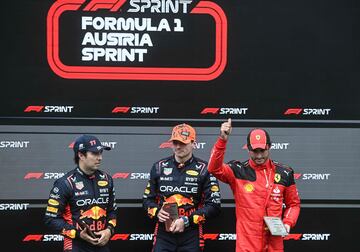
[1,0,359,251]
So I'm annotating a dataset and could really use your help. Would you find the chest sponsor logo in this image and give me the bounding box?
[244,183,254,193]
[80,206,107,220]
[98,180,108,187]
[164,194,194,206]
[75,181,84,190]
[160,176,173,181]
[210,185,219,192]
[160,185,197,194]
[186,170,198,176]
[273,186,280,194]
[75,191,89,196]
[48,199,59,206]
[46,206,58,213]
[49,193,60,199]
[76,198,109,207]
[185,177,198,182]
[274,173,281,183]
[163,168,173,175]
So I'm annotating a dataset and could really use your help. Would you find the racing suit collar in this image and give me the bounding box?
[248,158,273,171]
[173,155,194,168]
[76,167,96,179]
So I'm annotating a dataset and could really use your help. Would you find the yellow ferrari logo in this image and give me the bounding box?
[274,173,281,183]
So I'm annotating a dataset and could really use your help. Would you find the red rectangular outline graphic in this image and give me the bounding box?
[47,0,227,81]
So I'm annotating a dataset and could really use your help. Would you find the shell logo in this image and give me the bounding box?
[244,183,255,192]
[98,180,108,187]
[186,170,199,176]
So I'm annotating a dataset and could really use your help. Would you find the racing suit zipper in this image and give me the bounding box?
[92,177,99,199]
[263,168,273,250]
[264,169,269,188]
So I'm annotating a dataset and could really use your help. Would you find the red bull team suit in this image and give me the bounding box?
[44,167,117,252]
[143,155,221,252]
[208,138,300,252]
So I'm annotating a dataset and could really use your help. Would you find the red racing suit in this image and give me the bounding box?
[208,138,300,252]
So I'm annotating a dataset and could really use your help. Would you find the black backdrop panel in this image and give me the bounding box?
[1,0,360,120]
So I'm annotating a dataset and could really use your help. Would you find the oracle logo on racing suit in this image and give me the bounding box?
[160,185,197,194]
[76,197,109,207]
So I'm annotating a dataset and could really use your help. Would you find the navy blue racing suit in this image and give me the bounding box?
[143,155,221,252]
[44,167,117,252]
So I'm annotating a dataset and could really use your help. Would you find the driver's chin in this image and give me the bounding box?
[255,159,265,165]
[175,153,184,158]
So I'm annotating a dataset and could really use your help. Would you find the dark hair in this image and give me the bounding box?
[74,151,87,165]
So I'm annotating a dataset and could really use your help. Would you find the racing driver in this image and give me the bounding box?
[208,119,300,252]
[143,123,221,252]
[44,134,117,252]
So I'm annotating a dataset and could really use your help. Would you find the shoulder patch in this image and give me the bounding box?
[227,160,256,181]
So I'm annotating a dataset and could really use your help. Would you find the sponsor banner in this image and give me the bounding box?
[112,172,150,180]
[0,203,29,211]
[112,106,160,114]
[0,141,30,148]
[24,173,65,180]
[24,105,74,113]
[201,107,248,116]
[284,108,332,116]
[22,233,331,242]
[47,0,227,81]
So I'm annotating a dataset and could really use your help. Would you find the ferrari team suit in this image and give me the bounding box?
[44,167,117,252]
[143,155,221,252]
[208,138,300,252]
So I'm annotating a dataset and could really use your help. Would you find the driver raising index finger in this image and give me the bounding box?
[220,118,232,140]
